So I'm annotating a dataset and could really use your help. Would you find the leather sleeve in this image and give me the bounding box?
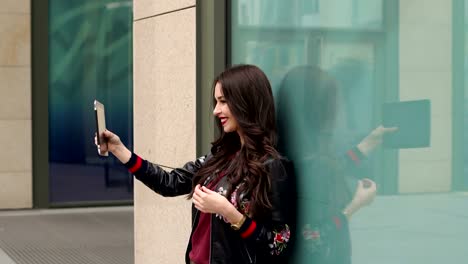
[236,157,297,259]
[126,152,210,197]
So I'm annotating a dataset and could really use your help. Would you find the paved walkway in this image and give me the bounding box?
[0,206,133,264]
[0,194,466,264]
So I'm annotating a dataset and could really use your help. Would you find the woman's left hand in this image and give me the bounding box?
[193,184,231,215]
[357,125,398,156]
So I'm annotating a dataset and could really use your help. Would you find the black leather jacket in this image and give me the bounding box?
[127,152,296,264]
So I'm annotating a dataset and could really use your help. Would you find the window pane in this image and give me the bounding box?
[49,0,133,203]
[230,0,467,263]
[234,0,382,29]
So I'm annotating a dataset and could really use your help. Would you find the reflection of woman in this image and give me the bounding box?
[97,64,295,264]
[277,65,394,264]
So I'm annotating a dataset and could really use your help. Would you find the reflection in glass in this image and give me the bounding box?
[277,66,354,263]
[231,0,468,263]
[49,0,133,203]
[234,0,382,29]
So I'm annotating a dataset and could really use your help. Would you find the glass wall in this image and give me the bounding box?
[49,0,133,204]
[231,0,467,263]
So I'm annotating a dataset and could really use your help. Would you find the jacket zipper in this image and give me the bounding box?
[206,174,213,264]
[209,215,212,264]
[192,210,199,229]
[243,244,253,264]
[192,175,211,229]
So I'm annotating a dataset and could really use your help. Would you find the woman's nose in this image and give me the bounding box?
[213,105,220,116]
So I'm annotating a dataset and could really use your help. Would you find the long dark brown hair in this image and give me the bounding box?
[190,64,279,219]
[277,65,351,217]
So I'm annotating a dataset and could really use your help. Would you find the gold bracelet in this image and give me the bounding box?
[231,215,246,230]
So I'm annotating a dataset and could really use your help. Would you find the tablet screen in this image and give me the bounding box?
[382,99,431,149]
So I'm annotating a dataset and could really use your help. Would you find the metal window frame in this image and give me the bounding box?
[196,0,227,156]
[452,0,466,191]
[32,0,50,208]
[32,1,133,208]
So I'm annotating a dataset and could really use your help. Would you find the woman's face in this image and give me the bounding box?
[213,82,239,133]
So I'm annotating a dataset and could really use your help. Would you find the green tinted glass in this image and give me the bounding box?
[230,0,467,263]
[49,0,133,203]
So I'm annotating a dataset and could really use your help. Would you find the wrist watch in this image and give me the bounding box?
[231,215,246,230]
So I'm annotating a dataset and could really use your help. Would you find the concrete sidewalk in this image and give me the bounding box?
[0,194,466,264]
[0,206,133,264]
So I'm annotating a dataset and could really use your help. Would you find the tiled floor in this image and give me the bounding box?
[0,206,133,264]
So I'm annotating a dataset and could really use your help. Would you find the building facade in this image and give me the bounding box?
[1,0,467,263]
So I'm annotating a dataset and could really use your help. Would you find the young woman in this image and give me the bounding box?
[96,64,295,264]
[276,65,395,264]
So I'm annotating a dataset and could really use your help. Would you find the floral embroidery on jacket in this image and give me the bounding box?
[301,220,344,258]
[216,186,229,221]
[217,186,227,197]
[240,200,251,215]
[269,224,291,255]
[301,224,324,254]
[230,185,251,215]
[230,187,238,208]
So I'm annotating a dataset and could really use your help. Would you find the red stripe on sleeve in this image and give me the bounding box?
[129,156,142,173]
[333,216,342,229]
[241,221,257,239]
[347,150,360,165]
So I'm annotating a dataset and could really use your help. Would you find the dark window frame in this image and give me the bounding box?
[32,0,134,208]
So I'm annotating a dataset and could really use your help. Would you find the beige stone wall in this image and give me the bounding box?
[0,0,32,208]
[398,0,452,193]
[133,1,196,263]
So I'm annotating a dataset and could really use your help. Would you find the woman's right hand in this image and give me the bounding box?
[94,130,132,163]
[352,178,377,207]
[343,178,377,219]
